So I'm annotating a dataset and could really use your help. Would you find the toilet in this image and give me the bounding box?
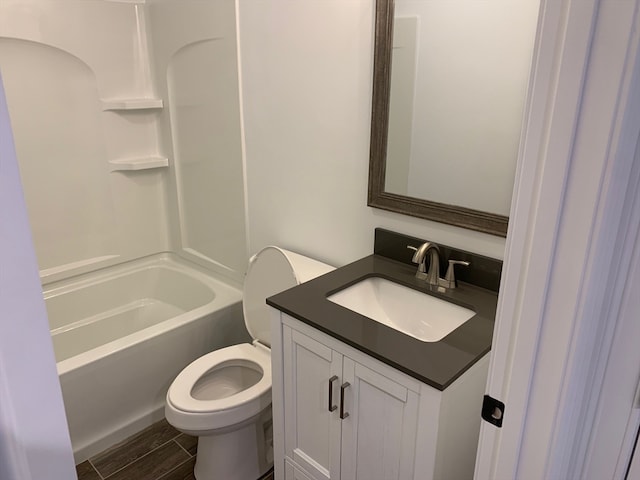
[165,246,334,480]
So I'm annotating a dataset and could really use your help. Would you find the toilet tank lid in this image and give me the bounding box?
[243,246,334,347]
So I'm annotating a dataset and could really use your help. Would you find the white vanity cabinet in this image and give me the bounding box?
[282,322,419,480]
[271,311,490,480]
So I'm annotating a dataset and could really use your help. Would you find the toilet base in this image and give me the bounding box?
[193,408,272,480]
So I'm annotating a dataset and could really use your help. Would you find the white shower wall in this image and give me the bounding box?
[147,0,247,282]
[0,0,246,284]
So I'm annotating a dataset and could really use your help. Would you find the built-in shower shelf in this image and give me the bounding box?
[101,98,164,111]
[108,157,169,172]
[103,0,146,4]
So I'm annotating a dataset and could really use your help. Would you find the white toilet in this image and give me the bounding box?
[165,246,334,480]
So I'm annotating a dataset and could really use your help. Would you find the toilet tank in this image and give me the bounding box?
[243,246,334,348]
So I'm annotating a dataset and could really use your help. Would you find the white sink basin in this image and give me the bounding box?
[327,277,475,342]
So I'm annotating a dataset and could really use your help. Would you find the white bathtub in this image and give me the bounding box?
[45,254,247,462]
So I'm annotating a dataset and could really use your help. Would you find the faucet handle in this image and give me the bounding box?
[443,260,470,289]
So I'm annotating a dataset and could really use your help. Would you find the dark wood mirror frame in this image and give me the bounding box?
[367,0,509,237]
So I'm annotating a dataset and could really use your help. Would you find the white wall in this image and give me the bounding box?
[147,0,247,283]
[238,0,506,266]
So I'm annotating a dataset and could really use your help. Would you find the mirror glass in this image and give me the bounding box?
[369,0,540,236]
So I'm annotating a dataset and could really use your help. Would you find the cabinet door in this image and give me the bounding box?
[283,326,343,480]
[285,459,316,480]
[340,357,419,480]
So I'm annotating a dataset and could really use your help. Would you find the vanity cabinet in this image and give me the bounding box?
[282,323,419,480]
[271,311,490,480]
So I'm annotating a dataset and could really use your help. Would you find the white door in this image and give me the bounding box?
[0,73,76,479]
[475,0,640,477]
[339,358,419,480]
[628,433,640,480]
[283,327,343,480]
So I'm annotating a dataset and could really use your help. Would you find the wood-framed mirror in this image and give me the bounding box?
[368,0,540,237]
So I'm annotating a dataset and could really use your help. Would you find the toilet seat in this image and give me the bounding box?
[166,343,272,432]
[168,343,271,413]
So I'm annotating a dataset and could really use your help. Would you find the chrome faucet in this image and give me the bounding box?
[407,242,440,286]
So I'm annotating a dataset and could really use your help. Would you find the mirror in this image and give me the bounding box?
[368,0,540,237]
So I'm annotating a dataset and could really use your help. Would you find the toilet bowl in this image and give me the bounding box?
[165,246,334,480]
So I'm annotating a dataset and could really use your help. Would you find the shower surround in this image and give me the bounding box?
[0,0,248,462]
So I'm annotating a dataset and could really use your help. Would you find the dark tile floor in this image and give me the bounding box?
[75,419,274,480]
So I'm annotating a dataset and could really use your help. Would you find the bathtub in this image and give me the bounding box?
[45,254,248,463]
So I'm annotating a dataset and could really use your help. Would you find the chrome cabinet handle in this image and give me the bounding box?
[328,375,338,412]
[340,382,350,419]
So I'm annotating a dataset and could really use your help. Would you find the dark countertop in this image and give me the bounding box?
[267,254,496,390]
